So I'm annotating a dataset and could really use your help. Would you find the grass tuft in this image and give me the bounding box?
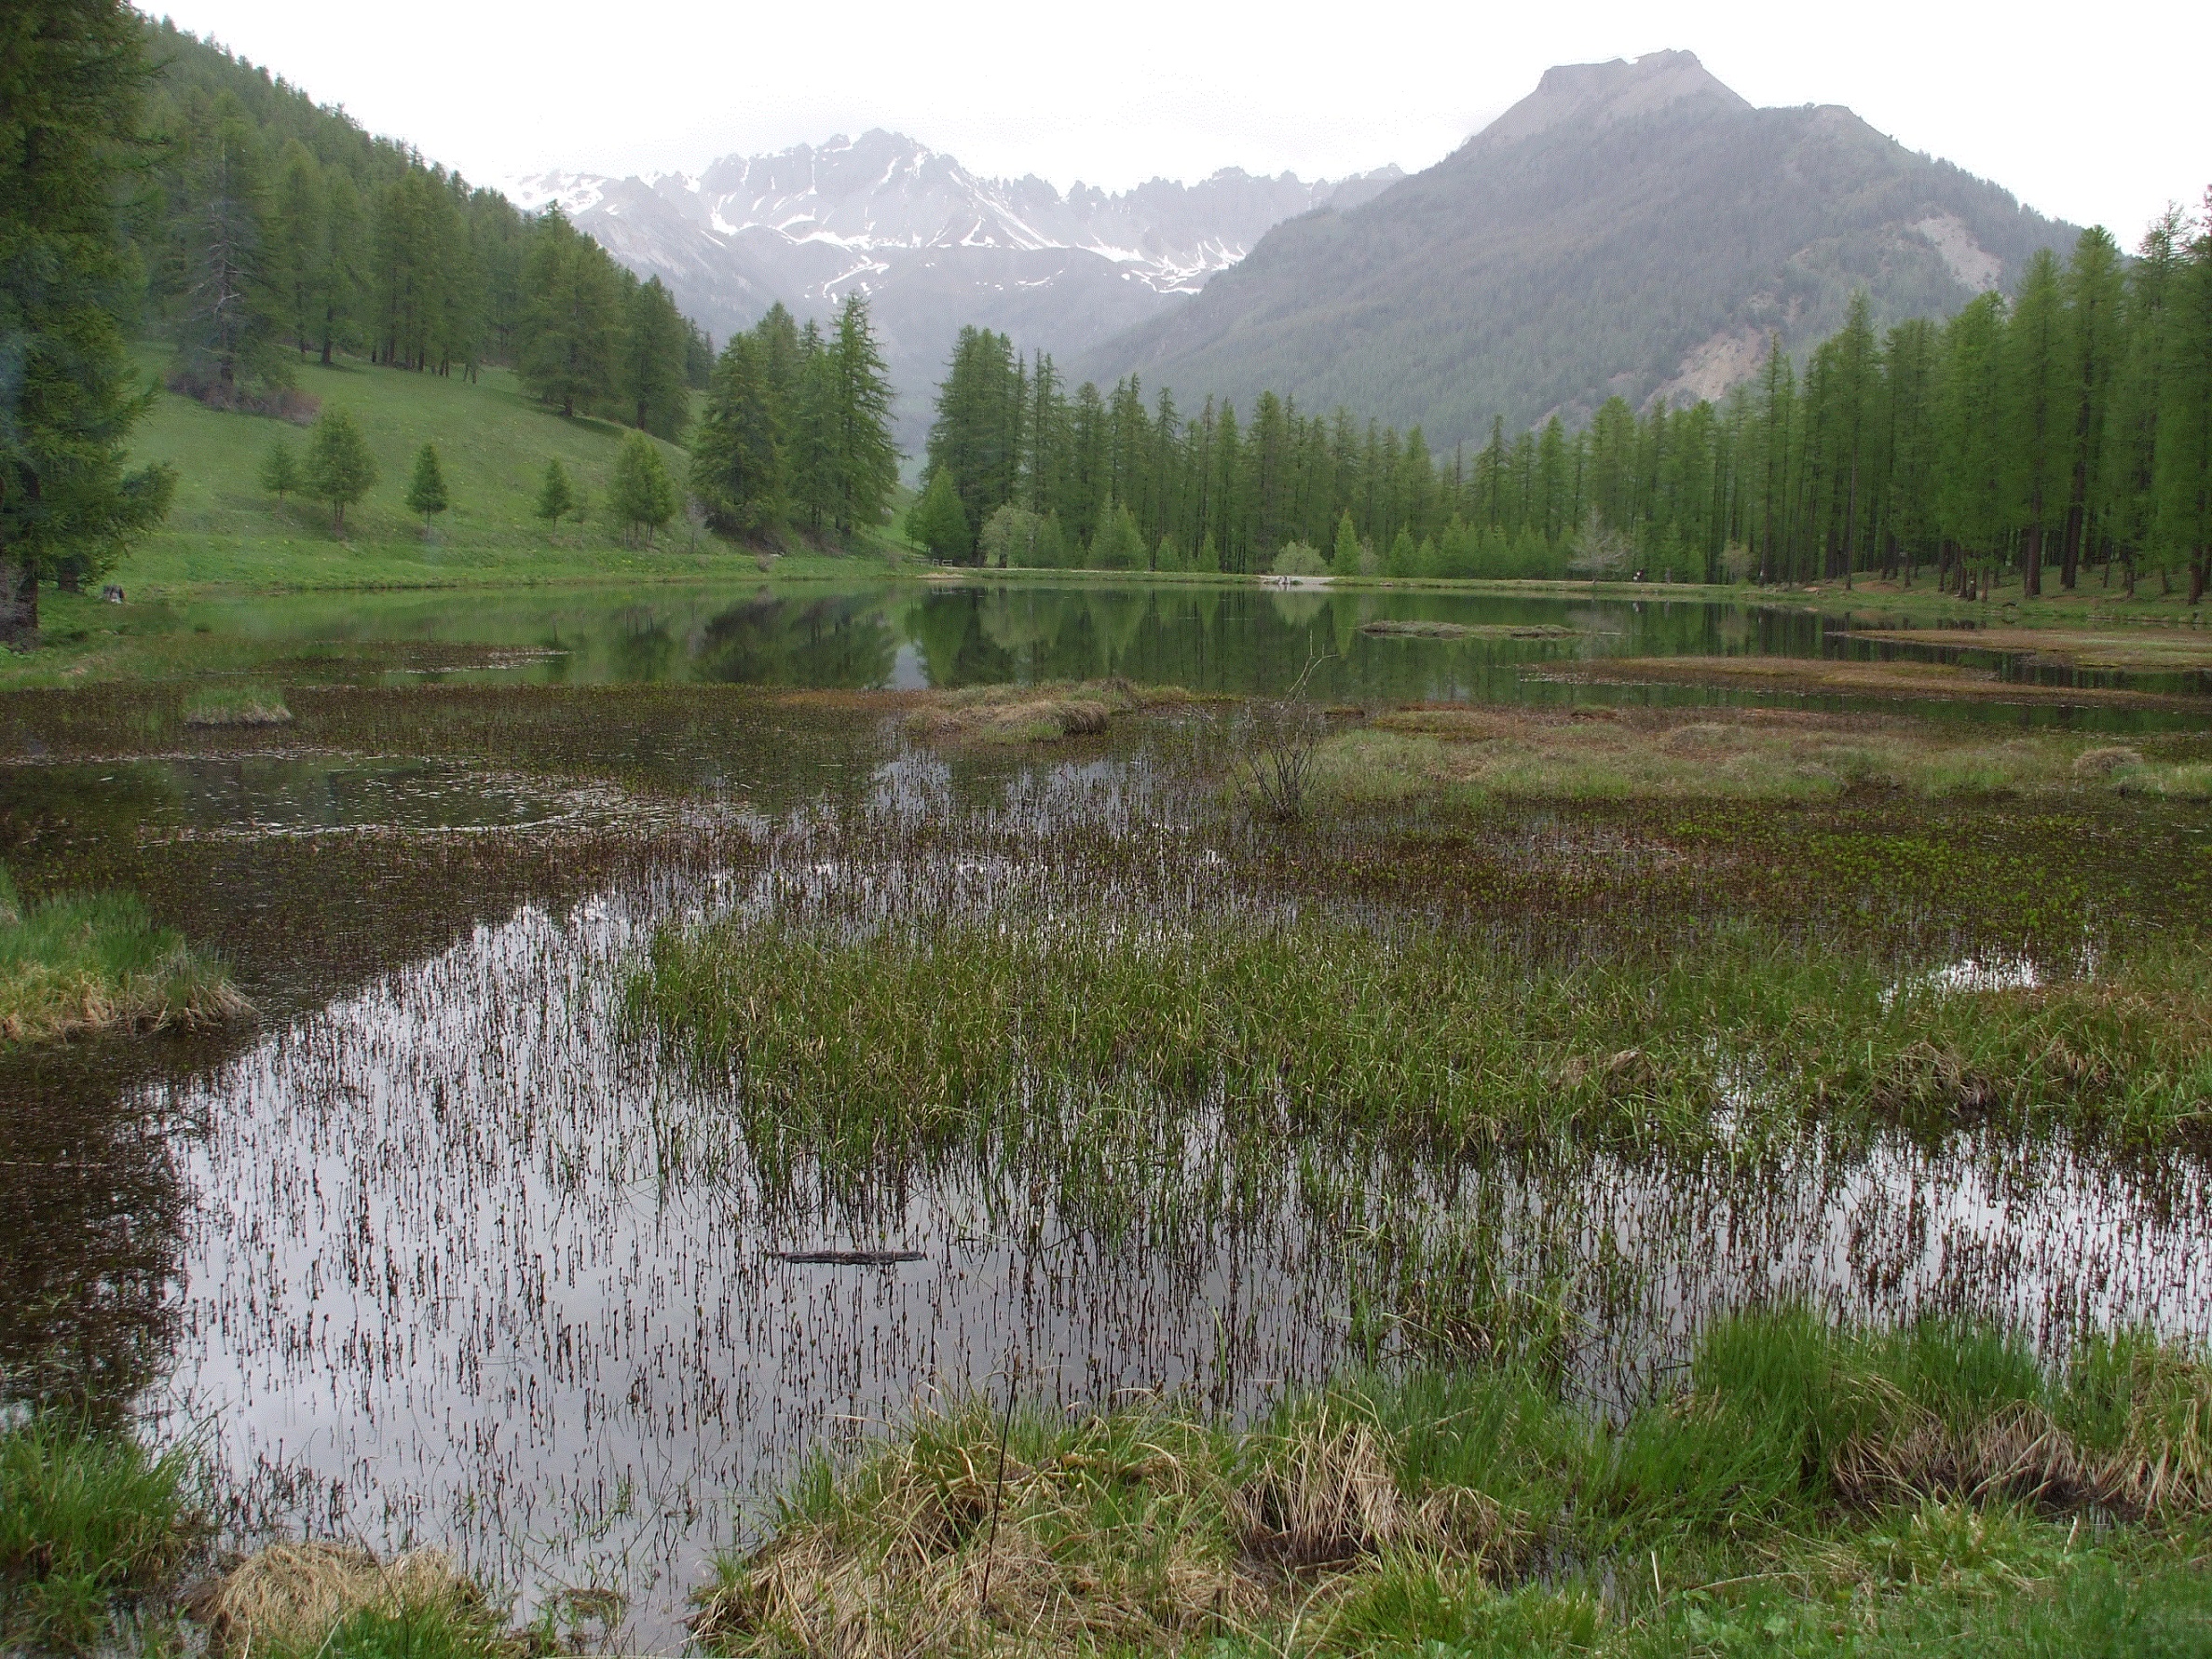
[0,864,250,1044]
[0,1418,197,1653]
[182,682,293,727]
[198,1542,499,1658]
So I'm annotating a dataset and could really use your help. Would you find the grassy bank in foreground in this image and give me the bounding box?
[0,865,245,1044]
[0,1420,196,1652]
[697,1306,2212,1659]
[635,915,2212,1170]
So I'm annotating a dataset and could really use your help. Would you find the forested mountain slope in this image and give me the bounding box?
[1079,51,2079,447]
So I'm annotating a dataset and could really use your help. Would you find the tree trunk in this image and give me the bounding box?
[56,559,81,593]
[2022,524,2043,597]
[2192,551,2207,607]
[2061,501,2082,589]
[0,558,37,647]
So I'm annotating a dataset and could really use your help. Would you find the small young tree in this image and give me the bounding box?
[260,438,301,500]
[1154,534,1183,573]
[1331,511,1362,578]
[1567,510,1636,584]
[978,504,1043,568]
[404,443,449,526]
[1271,541,1328,578]
[609,430,676,546]
[305,409,377,533]
[1086,500,1145,569]
[1195,531,1221,574]
[907,469,971,562]
[534,459,575,538]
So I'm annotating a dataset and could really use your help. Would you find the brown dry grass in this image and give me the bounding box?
[1841,626,2212,673]
[1319,703,2194,802]
[197,1542,485,1654]
[691,1399,1519,1659]
[1534,654,2200,708]
[902,681,1203,745]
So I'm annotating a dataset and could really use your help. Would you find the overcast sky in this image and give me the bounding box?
[156,0,2205,242]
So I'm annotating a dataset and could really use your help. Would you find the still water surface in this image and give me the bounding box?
[7,580,2212,1648]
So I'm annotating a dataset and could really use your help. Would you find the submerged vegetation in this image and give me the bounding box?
[695,1307,2212,1659]
[0,865,246,1044]
[636,913,2212,1175]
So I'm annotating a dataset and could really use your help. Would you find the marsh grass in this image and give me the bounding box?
[635,914,2212,1175]
[0,864,248,1044]
[694,1309,2212,1658]
[0,1418,198,1653]
[198,1542,501,1659]
[1311,705,2212,803]
[181,682,293,727]
[902,680,1202,744]
[1540,653,2201,709]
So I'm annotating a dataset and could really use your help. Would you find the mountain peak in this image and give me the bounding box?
[1478,49,1751,145]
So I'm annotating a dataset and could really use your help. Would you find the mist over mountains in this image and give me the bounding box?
[509,134,1400,442]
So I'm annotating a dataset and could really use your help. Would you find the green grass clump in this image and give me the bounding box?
[695,1308,2212,1659]
[0,863,248,1044]
[0,1418,196,1653]
[181,681,292,726]
[634,914,2212,1174]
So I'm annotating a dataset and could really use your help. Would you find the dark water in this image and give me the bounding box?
[173,579,2209,720]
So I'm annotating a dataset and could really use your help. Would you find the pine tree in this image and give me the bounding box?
[259,438,300,499]
[405,443,449,524]
[690,330,783,535]
[2057,227,2125,587]
[2002,251,2069,596]
[828,293,900,534]
[1331,510,1361,578]
[314,170,364,365]
[173,91,281,401]
[305,409,377,532]
[517,210,620,416]
[268,140,324,357]
[534,459,574,537]
[1086,499,1145,570]
[621,275,691,439]
[609,430,676,547]
[0,0,175,639]
[908,469,970,562]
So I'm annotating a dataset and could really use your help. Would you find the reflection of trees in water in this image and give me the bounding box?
[907,592,1015,688]
[694,592,900,687]
[670,585,1829,700]
[607,606,679,683]
[0,1059,186,1425]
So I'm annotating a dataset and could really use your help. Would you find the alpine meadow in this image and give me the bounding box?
[6,7,2212,1659]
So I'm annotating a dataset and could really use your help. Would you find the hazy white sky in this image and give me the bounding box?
[156,0,2205,241]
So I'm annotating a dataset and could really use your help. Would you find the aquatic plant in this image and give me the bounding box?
[635,912,2212,1174]
[0,865,248,1044]
[181,682,292,727]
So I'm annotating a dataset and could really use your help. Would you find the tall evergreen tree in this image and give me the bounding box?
[690,329,783,536]
[827,293,899,535]
[1,0,176,640]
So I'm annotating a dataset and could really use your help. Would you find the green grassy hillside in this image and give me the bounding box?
[114,353,908,596]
